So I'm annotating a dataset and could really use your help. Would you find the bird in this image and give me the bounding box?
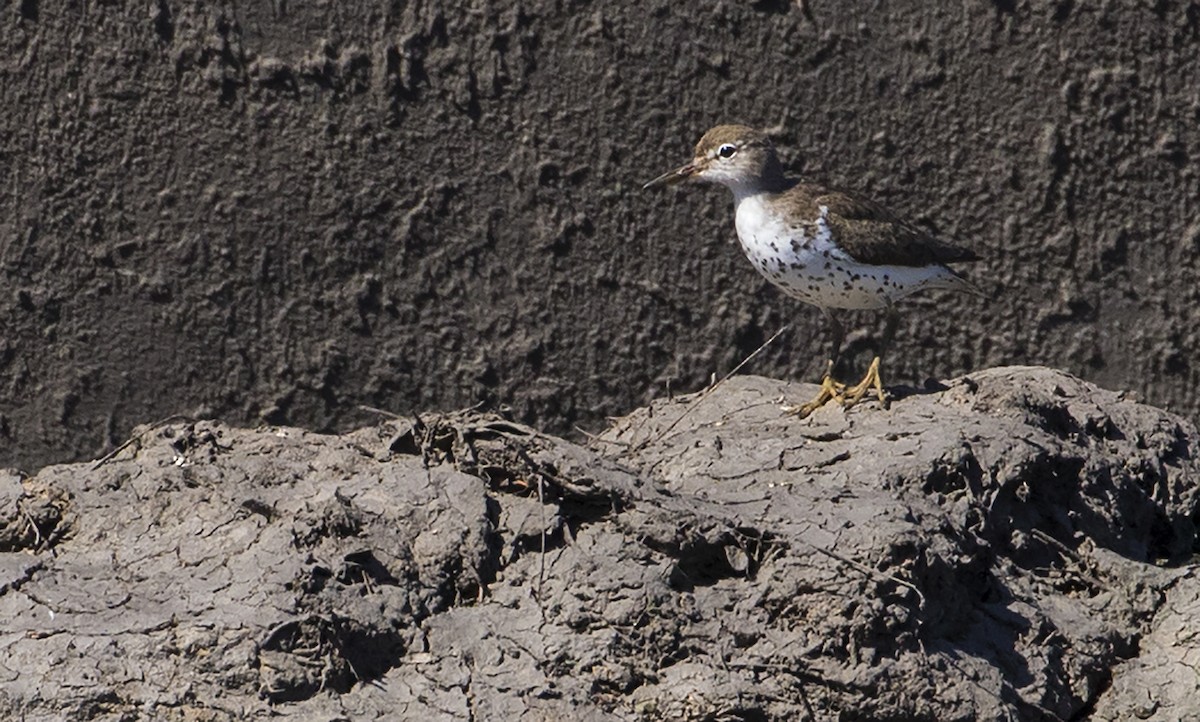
[643,124,982,417]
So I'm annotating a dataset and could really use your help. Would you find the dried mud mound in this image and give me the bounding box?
[0,367,1197,721]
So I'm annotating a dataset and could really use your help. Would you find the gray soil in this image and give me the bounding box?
[3,1,1200,470]
[1,367,1197,720]
[4,3,1200,719]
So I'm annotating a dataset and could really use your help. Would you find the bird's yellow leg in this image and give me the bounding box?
[841,356,890,410]
[784,360,847,417]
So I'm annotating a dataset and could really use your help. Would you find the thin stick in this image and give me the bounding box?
[537,475,547,622]
[21,506,42,546]
[574,425,631,447]
[358,404,403,420]
[803,540,926,610]
[92,414,193,469]
[634,324,790,451]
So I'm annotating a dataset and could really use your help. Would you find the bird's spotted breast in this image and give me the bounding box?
[733,198,953,310]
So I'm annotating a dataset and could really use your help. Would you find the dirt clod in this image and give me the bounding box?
[0,367,1196,720]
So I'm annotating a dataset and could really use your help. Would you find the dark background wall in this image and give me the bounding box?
[2,0,1198,470]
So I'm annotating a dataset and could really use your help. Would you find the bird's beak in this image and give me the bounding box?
[643,162,699,190]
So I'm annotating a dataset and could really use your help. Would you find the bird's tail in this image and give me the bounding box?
[939,270,991,299]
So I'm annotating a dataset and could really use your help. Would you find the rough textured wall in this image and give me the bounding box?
[2,0,1199,469]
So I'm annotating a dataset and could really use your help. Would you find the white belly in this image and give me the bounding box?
[732,197,951,311]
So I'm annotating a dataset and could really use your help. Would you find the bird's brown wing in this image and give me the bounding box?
[809,187,979,267]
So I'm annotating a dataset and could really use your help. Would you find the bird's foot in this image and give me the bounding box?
[841,356,890,410]
[784,361,847,418]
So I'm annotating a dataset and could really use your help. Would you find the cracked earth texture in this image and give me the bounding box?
[0,367,1196,720]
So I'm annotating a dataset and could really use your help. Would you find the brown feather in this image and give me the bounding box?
[767,183,978,268]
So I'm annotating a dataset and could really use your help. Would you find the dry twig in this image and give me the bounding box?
[633,324,791,451]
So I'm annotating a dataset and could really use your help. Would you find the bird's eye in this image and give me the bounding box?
[717,144,737,159]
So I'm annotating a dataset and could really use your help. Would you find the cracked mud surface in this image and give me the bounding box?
[0,366,1197,720]
[4,1,1200,470]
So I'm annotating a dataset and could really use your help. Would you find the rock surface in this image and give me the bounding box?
[4,1,1200,470]
[0,367,1197,720]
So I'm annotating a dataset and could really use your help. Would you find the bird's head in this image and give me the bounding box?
[643,124,784,193]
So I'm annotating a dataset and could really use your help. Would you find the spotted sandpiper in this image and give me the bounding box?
[644,124,982,417]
